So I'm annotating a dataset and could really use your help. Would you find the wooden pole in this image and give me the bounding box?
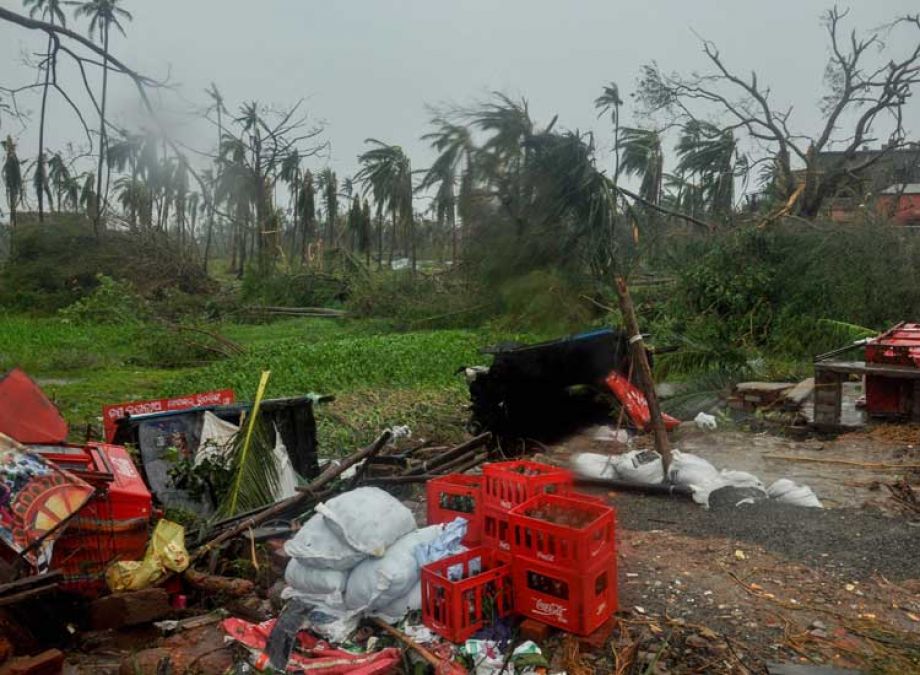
[614,276,673,472]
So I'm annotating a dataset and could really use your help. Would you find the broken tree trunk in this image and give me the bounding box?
[614,276,673,472]
[183,569,255,597]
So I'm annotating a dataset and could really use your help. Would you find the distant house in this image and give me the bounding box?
[810,143,920,222]
[876,184,920,225]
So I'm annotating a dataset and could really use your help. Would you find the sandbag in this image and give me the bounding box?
[317,487,417,557]
[571,452,619,480]
[345,525,442,611]
[719,469,764,490]
[667,450,719,488]
[284,512,367,570]
[284,558,349,606]
[614,449,664,485]
[767,478,822,508]
[371,583,422,623]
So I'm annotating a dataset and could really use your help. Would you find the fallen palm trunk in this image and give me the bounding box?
[574,477,694,498]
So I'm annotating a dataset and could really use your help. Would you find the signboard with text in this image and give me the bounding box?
[102,389,235,442]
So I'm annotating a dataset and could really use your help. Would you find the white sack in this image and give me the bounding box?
[345,525,442,611]
[767,478,823,508]
[571,452,619,480]
[615,450,665,485]
[284,558,349,606]
[284,512,367,570]
[667,450,720,488]
[719,469,764,490]
[317,487,417,557]
[371,583,422,623]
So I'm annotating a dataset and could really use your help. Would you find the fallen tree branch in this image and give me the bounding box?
[192,431,392,561]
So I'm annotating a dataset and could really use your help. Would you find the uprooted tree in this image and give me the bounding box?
[635,6,920,220]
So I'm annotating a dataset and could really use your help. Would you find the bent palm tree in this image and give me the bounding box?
[356,140,414,273]
[617,127,664,206]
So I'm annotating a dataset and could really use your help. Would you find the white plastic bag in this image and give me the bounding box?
[284,558,349,606]
[667,450,720,488]
[615,450,664,485]
[284,512,367,570]
[571,452,619,480]
[345,525,442,611]
[694,412,718,430]
[317,487,417,557]
[767,478,823,508]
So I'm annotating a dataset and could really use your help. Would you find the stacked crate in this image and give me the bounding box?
[509,493,617,635]
[481,460,573,554]
[423,459,618,640]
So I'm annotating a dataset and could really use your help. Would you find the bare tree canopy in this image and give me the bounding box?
[635,6,920,219]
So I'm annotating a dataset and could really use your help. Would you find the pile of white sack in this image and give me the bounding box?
[282,486,466,642]
[572,449,822,509]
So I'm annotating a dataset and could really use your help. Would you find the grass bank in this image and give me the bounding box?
[0,315,533,451]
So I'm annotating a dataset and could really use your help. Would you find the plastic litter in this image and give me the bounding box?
[106,519,189,592]
[316,487,417,556]
[694,412,718,430]
[414,517,467,566]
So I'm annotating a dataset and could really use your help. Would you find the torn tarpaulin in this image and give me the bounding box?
[221,616,400,674]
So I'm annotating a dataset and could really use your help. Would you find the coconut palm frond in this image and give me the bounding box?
[218,371,279,517]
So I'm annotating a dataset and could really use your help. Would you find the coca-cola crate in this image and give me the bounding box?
[510,493,615,570]
[482,505,512,553]
[421,547,514,643]
[426,474,482,545]
[482,460,572,511]
[513,550,617,635]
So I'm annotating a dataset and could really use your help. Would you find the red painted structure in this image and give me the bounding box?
[876,184,920,225]
[865,322,920,418]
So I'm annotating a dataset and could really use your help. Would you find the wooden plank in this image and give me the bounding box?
[815,360,920,379]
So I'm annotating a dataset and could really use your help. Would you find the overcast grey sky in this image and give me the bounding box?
[2,0,918,188]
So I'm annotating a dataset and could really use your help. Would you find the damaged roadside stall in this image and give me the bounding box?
[0,368,152,598]
[466,327,679,444]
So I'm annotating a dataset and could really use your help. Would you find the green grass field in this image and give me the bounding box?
[0,315,534,452]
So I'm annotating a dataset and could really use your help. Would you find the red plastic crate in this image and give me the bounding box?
[31,443,152,596]
[482,505,512,553]
[513,550,617,635]
[510,493,615,569]
[426,474,483,545]
[482,460,572,511]
[421,547,514,643]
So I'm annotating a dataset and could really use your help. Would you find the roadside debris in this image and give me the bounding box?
[571,448,823,509]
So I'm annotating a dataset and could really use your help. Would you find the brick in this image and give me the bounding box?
[89,588,171,630]
[578,615,619,652]
[5,649,64,675]
[518,618,554,644]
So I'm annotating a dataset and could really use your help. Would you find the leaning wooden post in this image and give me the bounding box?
[614,276,673,472]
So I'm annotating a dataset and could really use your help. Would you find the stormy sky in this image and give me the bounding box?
[1,0,918,191]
